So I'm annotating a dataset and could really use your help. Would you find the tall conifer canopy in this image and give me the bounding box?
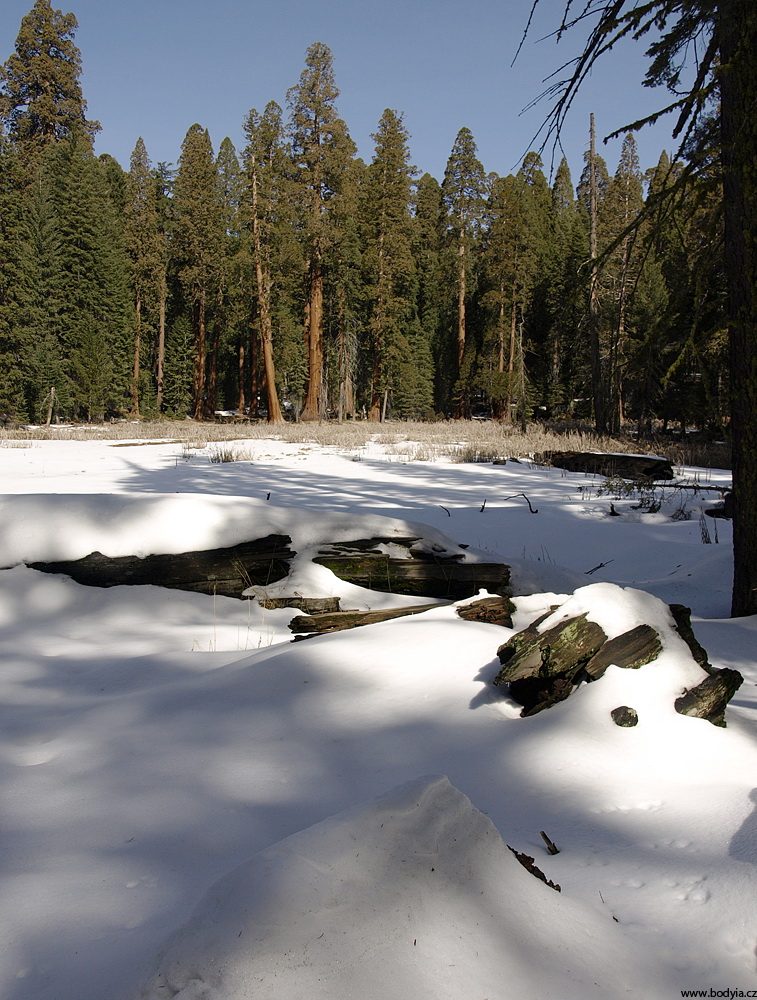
[0,0,99,152]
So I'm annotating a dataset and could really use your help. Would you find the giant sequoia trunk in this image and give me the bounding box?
[301,252,324,421]
[720,2,757,616]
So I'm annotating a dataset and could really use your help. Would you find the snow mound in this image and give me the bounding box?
[0,493,485,565]
[138,775,667,1000]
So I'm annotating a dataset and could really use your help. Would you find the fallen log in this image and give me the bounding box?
[537,450,674,481]
[313,538,510,600]
[259,597,341,613]
[289,602,446,638]
[30,535,295,599]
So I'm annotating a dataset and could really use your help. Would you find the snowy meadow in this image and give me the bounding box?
[0,426,755,1000]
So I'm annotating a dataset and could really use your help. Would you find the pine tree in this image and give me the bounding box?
[242,103,289,423]
[360,109,419,421]
[125,138,165,416]
[0,0,99,168]
[287,42,355,420]
[441,127,486,416]
[412,172,444,415]
[173,124,222,419]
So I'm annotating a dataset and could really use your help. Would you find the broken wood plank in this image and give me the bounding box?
[537,450,674,481]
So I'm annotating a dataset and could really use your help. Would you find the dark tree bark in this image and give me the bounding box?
[720,2,757,616]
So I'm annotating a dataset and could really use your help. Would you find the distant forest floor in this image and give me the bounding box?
[0,418,732,472]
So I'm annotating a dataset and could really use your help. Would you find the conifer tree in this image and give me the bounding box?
[287,42,355,420]
[441,127,486,416]
[413,172,444,414]
[126,138,165,416]
[0,0,99,168]
[242,103,289,423]
[173,124,222,419]
[360,109,419,421]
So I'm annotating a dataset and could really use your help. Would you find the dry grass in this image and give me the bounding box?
[0,418,731,470]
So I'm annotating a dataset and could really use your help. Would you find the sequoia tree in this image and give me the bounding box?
[0,0,98,166]
[287,43,355,420]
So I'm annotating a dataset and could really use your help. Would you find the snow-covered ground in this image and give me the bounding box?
[0,433,754,999]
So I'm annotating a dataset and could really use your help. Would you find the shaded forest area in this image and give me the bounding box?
[0,1,728,433]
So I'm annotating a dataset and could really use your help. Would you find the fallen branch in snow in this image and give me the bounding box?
[507,847,561,892]
[585,559,615,575]
[540,831,560,855]
[502,493,539,513]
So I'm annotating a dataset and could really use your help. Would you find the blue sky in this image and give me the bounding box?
[1,0,680,184]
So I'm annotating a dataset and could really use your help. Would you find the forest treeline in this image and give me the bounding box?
[0,0,727,429]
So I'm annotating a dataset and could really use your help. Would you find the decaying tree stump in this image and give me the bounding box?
[537,450,674,481]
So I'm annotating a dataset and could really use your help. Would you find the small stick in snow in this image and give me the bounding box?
[540,830,560,855]
[439,505,451,516]
[585,558,615,575]
[480,499,487,512]
[502,493,538,513]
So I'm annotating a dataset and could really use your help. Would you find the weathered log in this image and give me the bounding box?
[29,535,295,599]
[611,706,639,727]
[313,546,510,600]
[583,624,662,679]
[537,450,674,481]
[674,669,744,727]
[259,596,341,613]
[494,613,607,686]
[456,596,515,627]
[669,603,713,672]
[289,602,446,638]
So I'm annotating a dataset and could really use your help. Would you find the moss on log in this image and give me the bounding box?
[494,613,607,686]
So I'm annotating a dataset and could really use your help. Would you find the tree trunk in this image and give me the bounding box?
[250,158,284,424]
[588,113,605,433]
[156,285,166,412]
[192,287,207,420]
[237,341,245,414]
[301,252,324,421]
[131,288,141,417]
[720,2,757,616]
